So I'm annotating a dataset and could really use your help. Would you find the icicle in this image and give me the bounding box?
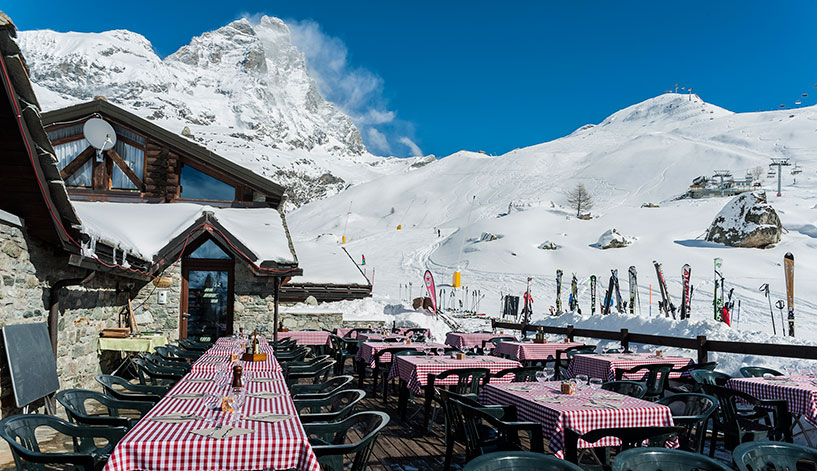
[121,248,130,269]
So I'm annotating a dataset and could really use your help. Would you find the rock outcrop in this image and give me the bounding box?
[705,191,782,248]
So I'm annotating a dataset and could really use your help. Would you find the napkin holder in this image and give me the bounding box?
[241,352,268,362]
[534,338,547,344]
[560,382,575,395]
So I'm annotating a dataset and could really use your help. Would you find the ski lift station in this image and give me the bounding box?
[687,170,755,199]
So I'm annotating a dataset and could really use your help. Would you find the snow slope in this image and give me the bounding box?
[289,93,817,374]
[18,17,425,206]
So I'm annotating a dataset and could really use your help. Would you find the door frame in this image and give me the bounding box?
[180,258,235,339]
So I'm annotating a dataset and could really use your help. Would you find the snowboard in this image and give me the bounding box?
[680,264,691,320]
[556,269,563,315]
[590,275,597,315]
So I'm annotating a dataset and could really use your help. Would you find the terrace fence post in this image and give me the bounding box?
[620,329,629,351]
[697,335,708,364]
[567,325,574,342]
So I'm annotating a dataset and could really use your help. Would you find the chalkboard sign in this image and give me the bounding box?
[2,323,59,408]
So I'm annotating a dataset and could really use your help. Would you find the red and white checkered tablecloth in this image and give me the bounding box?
[481,382,675,458]
[357,333,405,342]
[389,355,520,394]
[727,375,817,424]
[335,327,430,338]
[277,330,332,347]
[494,341,584,361]
[356,341,447,367]
[191,345,282,375]
[104,371,320,471]
[566,353,693,382]
[445,333,512,350]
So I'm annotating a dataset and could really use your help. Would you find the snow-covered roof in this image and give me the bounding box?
[289,237,370,286]
[72,202,297,266]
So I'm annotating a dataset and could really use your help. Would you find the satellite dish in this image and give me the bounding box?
[83,118,116,151]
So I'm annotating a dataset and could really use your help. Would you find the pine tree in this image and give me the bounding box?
[567,183,594,217]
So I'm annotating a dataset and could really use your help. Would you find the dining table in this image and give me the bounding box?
[566,352,693,382]
[494,340,584,362]
[444,332,512,350]
[481,381,676,458]
[104,337,321,471]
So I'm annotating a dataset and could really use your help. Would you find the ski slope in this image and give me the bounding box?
[288,93,817,374]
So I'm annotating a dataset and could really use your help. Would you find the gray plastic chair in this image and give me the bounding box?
[733,441,817,471]
[464,451,583,471]
[612,447,732,471]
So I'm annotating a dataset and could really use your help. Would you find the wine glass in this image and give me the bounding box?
[535,369,549,383]
[423,346,431,357]
[436,347,445,357]
[576,374,589,385]
[230,389,247,427]
[472,346,480,355]
[589,378,603,397]
[544,367,555,381]
[483,345,494,357]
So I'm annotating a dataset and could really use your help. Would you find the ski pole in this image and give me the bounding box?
[759,284,776,335]
[775,299,786,334]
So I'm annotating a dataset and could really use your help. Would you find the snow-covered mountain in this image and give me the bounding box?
[18,16,424,206]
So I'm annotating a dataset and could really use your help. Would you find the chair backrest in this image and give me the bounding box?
[0,414,102,471]
[56,389,121,424]
[564,426,682,464]
[733,441,817,471]
[374,347,414,368]
[437,389,481,447]
[655,393,719,453]
[344,328,372,339]
[464,451,583,471]
[395,350,426,357]
[95,374,164,402]
[431,368,491,395]
[453,397,544,455]
[601,381,646,399]
[294,389,366,421]
[490,367,540,383]
[690,369,731,386]
[615,363,674,399]
[739,366,782,378]
[612,447,732,471]
[485,336,516,348]
[699,384,751,433]
[673,361,717,374]
[310,411,390,471]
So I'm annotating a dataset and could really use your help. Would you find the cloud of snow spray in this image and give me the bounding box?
[241,14,422,157]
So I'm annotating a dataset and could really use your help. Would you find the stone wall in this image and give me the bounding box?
[131,267,182,339]
[0,218,127,417]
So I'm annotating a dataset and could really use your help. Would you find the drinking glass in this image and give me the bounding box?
[483,345,494,357]
[230,390,247,427]
[535,370,549,383]
[423,347,431,357]
[544,367,555,381]
[436,347,445,356]
[576,374,589,385]
[472,346,480,355]
[589,378,603,396]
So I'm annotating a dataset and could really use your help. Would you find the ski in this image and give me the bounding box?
[653,261,676,319]
[714,258,723,321]
[556,269,563,314]
[784,252,795,337]
[569,274,579,313]
[628,266,637,315]
[602,273,614,315]
[680,264,691,320]
[590,275,597,315]
[612,269,623,313]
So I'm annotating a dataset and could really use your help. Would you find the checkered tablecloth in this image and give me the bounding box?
[389,355,520,394]
[445,333,512,350]
[277,331,332,347]
[727,375,817,424]
[335,327,430,338]
[214,336,270,349]
[356,341,447,367]
[357,333,405,342]
[566,353,693,382]
[481,382,675,457]
[494,341,584,361]
[104,371,320,471]
[191,345,282,375]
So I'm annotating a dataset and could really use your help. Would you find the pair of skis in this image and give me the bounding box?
[555,270,581,315]
[652,261,693,320]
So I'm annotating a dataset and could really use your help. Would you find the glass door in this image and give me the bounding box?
[181,239,234,340]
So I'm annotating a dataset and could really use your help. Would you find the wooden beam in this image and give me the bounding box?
[59,145,94,180]
[51,134,85,146]
[92,157,107,190]
[107,148,144,190]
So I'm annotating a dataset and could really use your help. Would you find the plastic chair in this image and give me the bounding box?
[426,368,491,430]
[611,447,732,471]
[701,384,792,456]
[732,441,817,471]
[291,375,354,399]
[143,353,191,374]
[614,363,674,401]
[372,347,414,401]
[739,366,783,378]
[0,414,128,471]
[555,345,595,379]
[304,411,389,471]
[563,426,682,467]
[178,338,212,351]
[690,369,731,386]
[56,389,152,430]
[464,451,583,471]
[343,328,373,339]
[330,334,357,374]
[285,359,336,387]
[130,358,184,385]
[95,374,166,403]
[601,381,646,399]
[483,336,517,349]
[667,361,718,393]
[275,346,310,363]
[437,389,502,471]
[281,354,331,372]
[293,389,366,423]
[489,367,540,383]
[655,393,718,453]
[453,397,545,457]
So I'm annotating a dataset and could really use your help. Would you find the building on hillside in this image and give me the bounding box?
[687,172,756,199]
[0,12,368,414]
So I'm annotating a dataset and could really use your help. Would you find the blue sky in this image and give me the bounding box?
[8,1,817,157]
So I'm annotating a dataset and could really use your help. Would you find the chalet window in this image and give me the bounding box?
[49,125,92,187]
[189,239,231,259]
[179,165,235,201]
[111,124,145,190]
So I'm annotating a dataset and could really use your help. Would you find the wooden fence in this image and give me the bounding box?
[491,320,817,365]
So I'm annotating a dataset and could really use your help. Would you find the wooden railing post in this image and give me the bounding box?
[620,329,629,351]
[567,325,574,342]
[697,335,708,364]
